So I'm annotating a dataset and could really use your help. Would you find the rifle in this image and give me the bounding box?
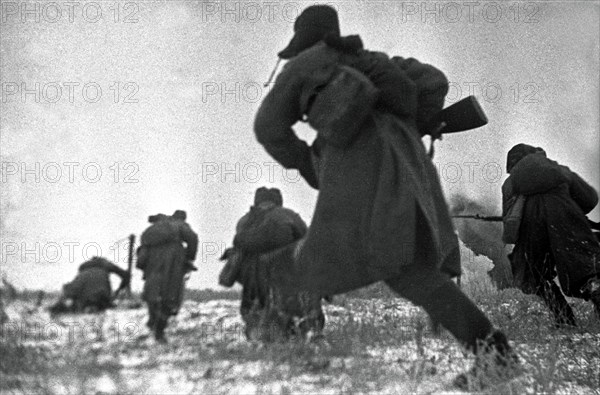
[452,214,503,222]
[111,234,135,302]
[427,95,488,158]
[433,95,488,135]
[126,234,135,295]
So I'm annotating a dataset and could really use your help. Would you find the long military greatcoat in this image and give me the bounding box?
[254,42,460,296]
[141,219,198,315]
[221,202,324,340]
[503,153,600,297]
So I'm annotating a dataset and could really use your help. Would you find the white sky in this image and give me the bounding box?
[1,1,598,291]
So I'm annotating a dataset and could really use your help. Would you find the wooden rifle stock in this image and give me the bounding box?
[432,95,489,134]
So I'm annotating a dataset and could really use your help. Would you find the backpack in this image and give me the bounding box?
[141,219,179,246]
[305,65,378,148]
[511,154,568,195]
[235,205,299,254]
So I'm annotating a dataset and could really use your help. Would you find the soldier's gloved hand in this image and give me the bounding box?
[185,260,198,272]
[119,273,131,290]
[428,122,447,158]
[298,147,319,189]
[430,121,447,141]
[184,264,195,281]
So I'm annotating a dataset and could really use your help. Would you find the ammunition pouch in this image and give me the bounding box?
[305,65,378,148]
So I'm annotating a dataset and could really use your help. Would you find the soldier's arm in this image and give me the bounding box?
[560,166,599,214]
[180,223,199,261]
[289,211,308,240]
[254,60,319,189]
[103,261,129,279]
[102,260,130,291]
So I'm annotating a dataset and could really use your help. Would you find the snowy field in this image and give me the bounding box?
[2,285,599,395]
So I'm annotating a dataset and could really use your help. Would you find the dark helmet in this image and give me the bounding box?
[254,187,283,206]
[148,213,168,223]
[172,210,187,221]
[269,188,283,206]
[278,5,340,59]
[506,143,545,173]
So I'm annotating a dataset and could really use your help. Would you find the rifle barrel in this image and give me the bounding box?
[127,234,135,295]
[452,215,502,222]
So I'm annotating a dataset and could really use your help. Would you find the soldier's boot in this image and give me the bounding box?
[541,281,577,327]
[429,318,443,336]
[147,309,156,330]
[154,318,168,343]
[581,277,600,319]
[413,281,523,390]
[453,330,523,390]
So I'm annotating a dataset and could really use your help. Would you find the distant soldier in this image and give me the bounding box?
[503,144,600,325]
[50,256,130,314]
[137,210,198,342]
[254,5,521,389]
[1,277,18,323]
[219,187,324,341]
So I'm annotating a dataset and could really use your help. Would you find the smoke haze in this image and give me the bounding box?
[0,1,598,291]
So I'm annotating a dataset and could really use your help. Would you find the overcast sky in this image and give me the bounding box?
[1,1,598,291]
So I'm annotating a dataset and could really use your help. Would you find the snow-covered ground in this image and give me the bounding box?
[2,291,599,394]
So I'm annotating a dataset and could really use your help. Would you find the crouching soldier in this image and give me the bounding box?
[219,187,325,341]
[137,210,198,343]
[503,144,600,325]
[50,256,130,314]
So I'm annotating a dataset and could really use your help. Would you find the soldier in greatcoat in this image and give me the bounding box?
[137,210,198,342]
[503,144,600,326]
[254,5,521,388]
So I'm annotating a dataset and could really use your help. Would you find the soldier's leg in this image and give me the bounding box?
[153,304,173,343]
[536,280,576,327]
[296,292,325,337]
[521,217,576,326]
[154,318,168,342]
[146,303,156,329]
[526,245,577,326]
[385,265,520,389]
[96,293,113,311]
[385,265,494,352]
[145,301,165,341]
